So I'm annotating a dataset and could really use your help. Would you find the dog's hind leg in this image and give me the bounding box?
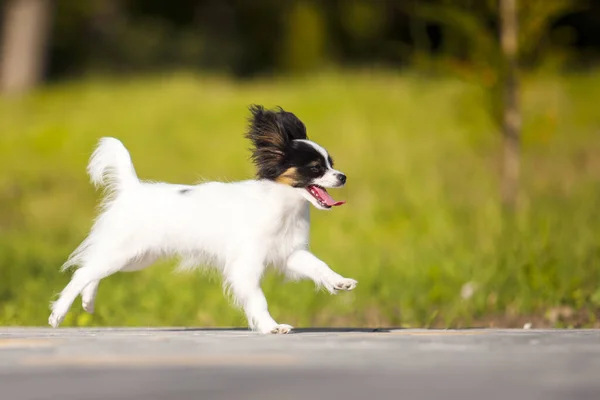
[49,266,112,328]
[79,252,157,315]
[81,280,99,313]
[49,250,146,327]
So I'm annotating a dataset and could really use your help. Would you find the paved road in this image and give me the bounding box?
[1,328,599,400]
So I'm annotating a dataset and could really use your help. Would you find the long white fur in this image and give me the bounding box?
[49,137,357,334]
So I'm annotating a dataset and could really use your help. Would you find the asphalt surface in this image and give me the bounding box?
[1,327,599,400]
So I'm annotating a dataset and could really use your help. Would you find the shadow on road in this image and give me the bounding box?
[158,327,396,333]
[155,326,492,333]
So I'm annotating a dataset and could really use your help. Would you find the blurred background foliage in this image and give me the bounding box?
[1,0,600,329]
[33,0,600,79]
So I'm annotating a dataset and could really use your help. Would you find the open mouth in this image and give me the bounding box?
[307,185,346,208]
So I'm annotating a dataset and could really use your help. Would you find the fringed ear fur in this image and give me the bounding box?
[245,105,307,180]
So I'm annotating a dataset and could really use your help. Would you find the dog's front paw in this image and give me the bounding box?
[260,323,293,335]
[334,278,357,291]
[270,324,293,334]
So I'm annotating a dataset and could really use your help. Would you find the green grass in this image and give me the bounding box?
[1,69,600,329]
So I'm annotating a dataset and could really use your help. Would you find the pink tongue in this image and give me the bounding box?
[312,186,346,207]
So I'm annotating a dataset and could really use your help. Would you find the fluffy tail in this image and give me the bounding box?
[87,137,139,193]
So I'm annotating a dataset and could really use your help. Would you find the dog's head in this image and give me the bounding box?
[245,105,346,210]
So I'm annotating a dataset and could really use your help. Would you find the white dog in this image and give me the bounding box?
[49,105,357,334]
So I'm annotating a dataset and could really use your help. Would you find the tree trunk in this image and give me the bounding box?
[499,0,521,208]
[0,0,52,95]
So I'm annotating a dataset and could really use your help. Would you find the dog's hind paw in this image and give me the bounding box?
[334,278,357,291]
[82,299,95,314]
[48,312,64,328]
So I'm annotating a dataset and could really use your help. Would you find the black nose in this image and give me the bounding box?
[336,173,346,184]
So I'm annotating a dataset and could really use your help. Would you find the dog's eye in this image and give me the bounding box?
[310,166,320,173]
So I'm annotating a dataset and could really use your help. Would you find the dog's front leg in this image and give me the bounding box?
[285,249,357,294]
[225,266,292,334]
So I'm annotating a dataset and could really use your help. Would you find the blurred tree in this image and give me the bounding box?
[279,0,327,74]
[411,0,583,208]
[0,0,52,94]
[499,0,520,208]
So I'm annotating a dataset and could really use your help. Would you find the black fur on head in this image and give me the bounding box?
[245,104,309,182]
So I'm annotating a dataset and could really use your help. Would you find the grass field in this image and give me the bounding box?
[1,69,599,329]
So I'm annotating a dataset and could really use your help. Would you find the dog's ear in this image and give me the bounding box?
[276,107,308,141]
[245,105,307,179]
[246,105,288,152]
